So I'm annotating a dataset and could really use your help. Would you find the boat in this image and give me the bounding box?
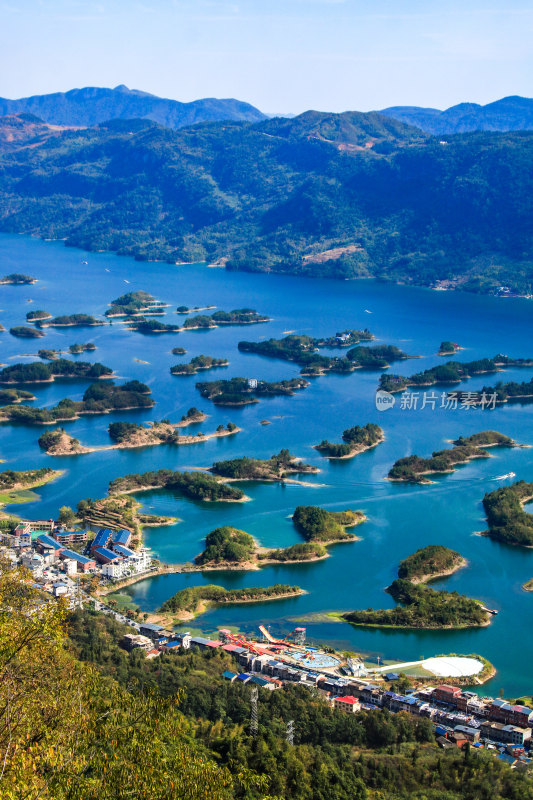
[494,472,516,480]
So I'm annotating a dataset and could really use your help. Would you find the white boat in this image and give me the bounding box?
[494,472,516,480]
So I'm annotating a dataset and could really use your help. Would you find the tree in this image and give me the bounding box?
[58,505,77,527]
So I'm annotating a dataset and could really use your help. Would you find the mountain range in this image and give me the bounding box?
[0,85,265,129]
[380,95,533,135]
[0,106,531,294]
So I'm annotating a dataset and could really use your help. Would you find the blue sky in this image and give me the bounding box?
[1,0,531,113]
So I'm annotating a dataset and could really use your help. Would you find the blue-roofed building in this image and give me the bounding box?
[236,673,251,683]
[93,546,121,564]
[91,529,113,552]
[111,529,132,547]
[112,544,136,558]
[59,549,96,572]
[35,534,63,554]
[222,671,238,682]
[249,675,275,690]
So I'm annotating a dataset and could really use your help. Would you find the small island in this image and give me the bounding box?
[315,423,384,459]
[340,548,488,630]
[38,428,90,455]
[127,317,181,333]
[209,449,319,484]
[9,326,44,339]
[0,388,35,404]
[26,310,52,322]
[105,291,168,317]
[196,376,310,406]
[0,380,154,425]
[397,545,467,585]
[1,273,36,285]
[388,430,516,484]
[170,355,229,375]
[68,343,97,354]
[482,480,533,546]
[438,340,462,356]
[0,359,113,384]
[157,583,304,622]
[292,505,366,543]
[239,334,411,376]
[171,347,187,355]
[176,305,216,314]
[476,376,533,405]
[76,495,175,538]
[109,469,247,503]
[40,313,105,328]
[379,353,533,393]
[38,349,59,360]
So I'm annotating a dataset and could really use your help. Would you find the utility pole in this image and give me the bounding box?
[250,687,258,736]
[286,720,294,746]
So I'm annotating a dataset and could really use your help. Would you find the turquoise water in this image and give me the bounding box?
[2,233,533,695]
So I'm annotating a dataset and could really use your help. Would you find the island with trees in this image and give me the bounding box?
[315,423,384,458]
[26,310,52,322]
[438,341,462,356]
[170,355,229,375]
[76,495,176,538]
[397,545,467,584]
[105,291,168,317]
[0,273,36,284]
[239,334,410,375]
[9,326,44,339]
[292,505,366,543]
[182,309,270,330]
[126,317,181,333]
[196,376,310,405]
[108,469,247,502]
[176,305,216,314]
[68,343,97,354]
[0,359,113,384]
[482,480,533,546]
[39,313,104,328]
[475,377,533,405]
[388,430,517,483]
[0,380,154,425]
[158,583,304,622]
[341,547,488,630]
[38,428,90,456]
[209,449,318,484]
[37,349,59,360]
[379,354,533,393]
[0,388,35,404]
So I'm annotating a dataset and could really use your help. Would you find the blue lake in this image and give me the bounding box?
[1,232,533,695]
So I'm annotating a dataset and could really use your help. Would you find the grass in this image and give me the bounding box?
[0,489,39,506]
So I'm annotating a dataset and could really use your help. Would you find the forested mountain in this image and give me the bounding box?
[0,108,532,293]
[0,84,265,128]
[380,95,533,135]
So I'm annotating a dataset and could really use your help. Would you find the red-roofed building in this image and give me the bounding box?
[333,696,360,713]
[433,685,462,705]
[205,640,223,648]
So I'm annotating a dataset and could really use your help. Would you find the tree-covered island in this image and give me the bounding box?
[0,359,113,384]
[379,354,533,393]
[397,545,467,584]
[158,583,304,622]
[474,377,533,405]
[108,469,247,502]
[292,505,366,543]
[196,376,310,405]
[26,310,52,322]
[0,273,36,284]
[39,313,104,328]
[438,341,462,356]
[340,546,488,630]
[482,480,533,546]
[0,388,35,404]
[68,342,97,354]
[170,355,229,375]
[9,325,44,339]
[0,380,154,425]
[126,317,181,333]
[105,291,168,317]
[209,449,319,483]
[315,423,384,458]
[239,334,411,375]
[388,430,516,483]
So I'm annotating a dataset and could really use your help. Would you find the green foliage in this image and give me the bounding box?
[0,467,56,491]
[483,480,533,545]
[109,469,244,501]
[343,579,488,629]
[195,526,255,565]
[1,272,35,283]
[398,545,463,581]
[128,317,181,333]
[317,423,383,457]
[9,325,43,338]
[380,354,533,392]
[292,505,362,542]
[171,355,228,375]
[0,358,112,384]
[58,505,77,526]
[388,431,513,482]
[26,309,50,321]
[197,376,309,405]
[260,542,327,561]
[211,449,314,480]
[160,583,300,613]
